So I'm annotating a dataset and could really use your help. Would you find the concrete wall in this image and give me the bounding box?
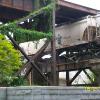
[0,86,100,100]
[45,16,96,51]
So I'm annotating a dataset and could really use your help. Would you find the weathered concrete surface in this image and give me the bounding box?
[0,87,6,100]
[0,86,100,100]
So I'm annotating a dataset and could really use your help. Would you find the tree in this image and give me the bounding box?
[0,34,22,86]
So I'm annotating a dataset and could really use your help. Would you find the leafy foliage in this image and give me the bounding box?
[0,34,22,86]
[0,23,52,43]
[2,76,28,86]
[0,4,53,43]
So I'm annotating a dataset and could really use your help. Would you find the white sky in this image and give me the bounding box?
[65,0,100,10]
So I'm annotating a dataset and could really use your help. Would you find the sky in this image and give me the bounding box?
[65,0,100,10]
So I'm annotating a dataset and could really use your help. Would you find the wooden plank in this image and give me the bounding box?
[7,34,50,84]
[17,39,50,76]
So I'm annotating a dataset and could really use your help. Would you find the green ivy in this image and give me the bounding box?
[0,4,53,43]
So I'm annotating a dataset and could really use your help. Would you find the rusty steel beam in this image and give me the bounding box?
[58,0,98,15]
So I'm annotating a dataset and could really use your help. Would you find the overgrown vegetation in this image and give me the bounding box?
[0,4,53,43]
[0,1,53,86]
[0,34,24,86]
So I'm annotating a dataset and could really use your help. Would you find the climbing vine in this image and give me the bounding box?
[0,3,53,43]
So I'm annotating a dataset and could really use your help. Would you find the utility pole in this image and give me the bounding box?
[51,0,57,85]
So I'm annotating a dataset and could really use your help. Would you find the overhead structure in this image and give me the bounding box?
[0,0,53,85]
[0,0,100,86]
[0,0,98,23]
